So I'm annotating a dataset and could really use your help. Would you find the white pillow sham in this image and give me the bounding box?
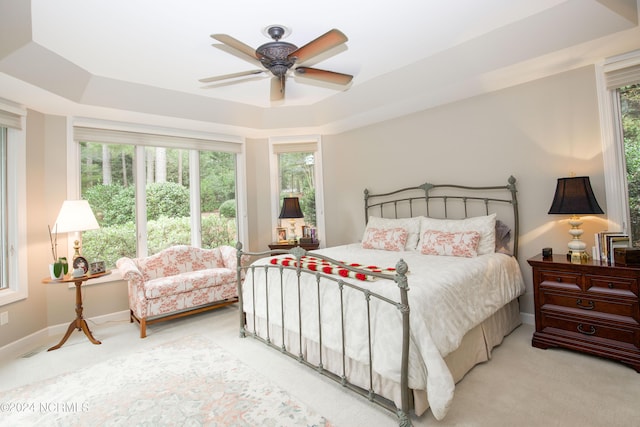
[363,216,421,251]
[418,213,497,255]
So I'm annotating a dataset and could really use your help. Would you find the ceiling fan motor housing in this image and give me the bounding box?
[256,41,297,77]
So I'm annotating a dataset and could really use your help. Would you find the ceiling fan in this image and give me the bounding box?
[200,25,353,101]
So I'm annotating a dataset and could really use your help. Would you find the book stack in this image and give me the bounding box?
[594,231,629,264]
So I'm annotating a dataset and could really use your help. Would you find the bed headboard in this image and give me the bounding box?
[364,176,519,258]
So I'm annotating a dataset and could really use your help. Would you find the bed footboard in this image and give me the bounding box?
[236,243,413,426]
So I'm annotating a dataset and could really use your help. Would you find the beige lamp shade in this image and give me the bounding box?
[54,200,99,233]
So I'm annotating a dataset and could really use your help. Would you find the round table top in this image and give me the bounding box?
[42,270,111,284]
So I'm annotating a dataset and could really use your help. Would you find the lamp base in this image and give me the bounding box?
[288,219,297,244]
[568,250,590,264]
[72,239,81,260]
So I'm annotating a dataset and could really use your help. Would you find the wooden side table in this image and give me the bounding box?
[268,241,320,251]
[42,270,111,351]
[527,254,640,372]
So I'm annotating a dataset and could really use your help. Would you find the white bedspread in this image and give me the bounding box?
[242,244,525,420]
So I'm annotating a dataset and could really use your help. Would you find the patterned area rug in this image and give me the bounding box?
[0,335,333,426]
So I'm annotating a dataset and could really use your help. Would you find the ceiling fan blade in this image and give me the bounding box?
[211,34,260,62]
[270,76,285,101]
[289,29,348,64]
[199,69,264,83]
[294,67,353,85]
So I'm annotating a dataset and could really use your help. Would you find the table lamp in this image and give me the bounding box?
[279,197,304,243]
[548,176,604,263]
[54,200,100,260]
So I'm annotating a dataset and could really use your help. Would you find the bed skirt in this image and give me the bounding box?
[243,297,521,417]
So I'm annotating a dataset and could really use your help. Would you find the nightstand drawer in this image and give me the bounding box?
[539,291,639,321]
[539,270,581,291]
[586,275,638,297]
[539,311,640,348]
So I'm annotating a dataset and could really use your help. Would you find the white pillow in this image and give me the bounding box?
[419,213,496,255]
[362,227,408,252]
[363,216,421,251]
[420,230,481,257]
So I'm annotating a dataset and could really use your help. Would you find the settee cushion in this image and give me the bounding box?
[144,268,236,299]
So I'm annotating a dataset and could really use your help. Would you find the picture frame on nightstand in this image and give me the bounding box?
[276,227,287,243]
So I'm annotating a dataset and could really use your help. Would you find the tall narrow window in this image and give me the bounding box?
[0,100,27,306]
[619,84,640,245]
[270,137,325,245]
[600,51,640,246]
[0,128,7,290]
[278,151,316,227]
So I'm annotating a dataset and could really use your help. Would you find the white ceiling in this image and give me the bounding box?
[1,0,639,137]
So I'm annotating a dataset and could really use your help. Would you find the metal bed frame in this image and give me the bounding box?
[236,176,519,426]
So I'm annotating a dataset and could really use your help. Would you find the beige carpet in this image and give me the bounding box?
[1,306,639,426]
[0,334,332,426]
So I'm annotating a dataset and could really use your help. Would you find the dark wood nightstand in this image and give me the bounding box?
[528,254,640,372]
[268,241,320,251]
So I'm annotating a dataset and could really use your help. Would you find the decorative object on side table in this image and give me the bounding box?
[276,226,287,243]
[73,256,89,274]
[548,176,604,264]
[278,197,304,243]
[89,260,106,275]
[614,247,640,267]
[47,224,68,280]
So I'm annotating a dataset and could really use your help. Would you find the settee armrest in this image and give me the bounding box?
[115,257,144,283]
[219,245,250,275]
[219,245,238,269]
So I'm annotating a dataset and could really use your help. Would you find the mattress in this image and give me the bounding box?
[241,243,525,419]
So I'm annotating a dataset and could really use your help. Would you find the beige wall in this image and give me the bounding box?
[0,64,608,347]
[320,65,605,315]
[0,112,128,348]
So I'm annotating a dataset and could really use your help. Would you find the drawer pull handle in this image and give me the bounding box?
[608,283,614,289]
[576,299,594,310]
[577,324,596,335]
[556,277,563,283]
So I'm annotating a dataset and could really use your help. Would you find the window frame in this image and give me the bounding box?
[66,118,248,283]
[597,50,640,240]
[269,135,326,246]
[0,100,27,307]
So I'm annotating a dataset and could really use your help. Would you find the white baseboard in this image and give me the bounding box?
[0,310,129,361]
[520,312,534,326]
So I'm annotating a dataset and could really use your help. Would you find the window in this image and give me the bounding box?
[0,100,27,306]
[618,84,640,245]
[0,127,7,289]
[73,124,245,268]
[599,50,640,246]
[270,136,325,244]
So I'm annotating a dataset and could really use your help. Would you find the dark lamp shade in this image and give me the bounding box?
[548,176,604,215]
[279,197,304,219]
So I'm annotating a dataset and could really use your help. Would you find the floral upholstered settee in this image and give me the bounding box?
[116,245,242,338]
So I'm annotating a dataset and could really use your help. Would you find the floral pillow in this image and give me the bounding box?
[363,216,421,250]
[420,230,481,258]
[362,227,409,252]
[419,213,496,255]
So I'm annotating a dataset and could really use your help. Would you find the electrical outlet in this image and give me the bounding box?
[0,311,7,325]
